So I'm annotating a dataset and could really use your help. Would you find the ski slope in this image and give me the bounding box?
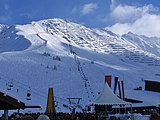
[0,18,159,114]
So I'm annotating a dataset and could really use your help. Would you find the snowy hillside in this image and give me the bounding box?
[122,32,160,57]
[0,18,159,113]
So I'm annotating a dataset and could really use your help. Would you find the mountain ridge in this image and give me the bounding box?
[0,18,159,113]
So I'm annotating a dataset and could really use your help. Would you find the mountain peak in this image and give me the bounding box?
[36,18,68,24]
[0,19,160,112]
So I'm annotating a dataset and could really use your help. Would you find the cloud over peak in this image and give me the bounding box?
[81,3,98,15]
[110,4,158,23]
[107,2,160,37]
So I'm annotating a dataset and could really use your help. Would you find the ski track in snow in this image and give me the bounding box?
[0,18,159,114]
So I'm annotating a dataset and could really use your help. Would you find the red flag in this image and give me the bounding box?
[105,75,112,87]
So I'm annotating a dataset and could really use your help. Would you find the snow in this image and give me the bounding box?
[122,32,160,56]
[0,18,159,114]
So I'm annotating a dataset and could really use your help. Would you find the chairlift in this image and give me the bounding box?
[7,86,11,90]
[9,81,13,87]
[26,89,31,100]
[7,81,13,90]
[55,102,58,107]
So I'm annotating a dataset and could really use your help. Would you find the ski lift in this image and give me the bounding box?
[7,85,11,90]
[55,101,58,107]
[26,88,31,100]
[9,81,13,87]
[7,81,13,90]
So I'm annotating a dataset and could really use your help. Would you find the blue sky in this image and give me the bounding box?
[0,0,160,37]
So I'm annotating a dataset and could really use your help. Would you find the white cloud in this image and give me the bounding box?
[81,3,98,15]
[107,23,131,36]
[107,3,160,37]
[107,13,160,37]
[110,4,157,23]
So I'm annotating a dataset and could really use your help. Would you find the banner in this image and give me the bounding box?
[118,81,122,99]
[114,77,118,94]
[105,75,112,87]
[121,81,125,100]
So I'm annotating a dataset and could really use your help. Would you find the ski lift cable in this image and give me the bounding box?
[0,73,47,98]
[1,76,27,89]
[1,69,84,105]
[1,76,69,103]
[0,75,42,95]
[0,72,41,92]
[72,51,95,102]
[0,73,70,103]
[0,55,88,104]
[0,72,29,87]
[76,56,95,94]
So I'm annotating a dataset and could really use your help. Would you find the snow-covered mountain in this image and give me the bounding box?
[0,18,159,113]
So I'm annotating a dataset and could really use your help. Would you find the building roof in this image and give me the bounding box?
[93,83,131,105]
[0,91,25,110]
